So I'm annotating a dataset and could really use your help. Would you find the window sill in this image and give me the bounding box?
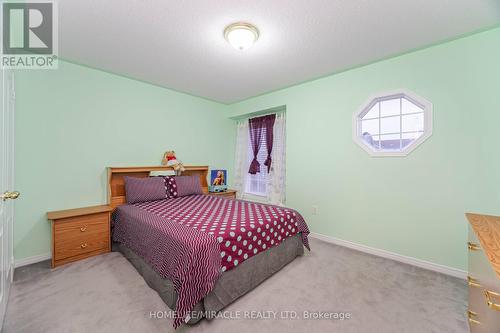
[242,192,268,203]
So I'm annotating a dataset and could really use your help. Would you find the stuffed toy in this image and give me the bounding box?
[161,150,185,175]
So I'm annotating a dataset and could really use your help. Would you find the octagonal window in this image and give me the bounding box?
[353,89,433,157]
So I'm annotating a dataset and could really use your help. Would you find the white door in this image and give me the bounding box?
[0,69,17,328]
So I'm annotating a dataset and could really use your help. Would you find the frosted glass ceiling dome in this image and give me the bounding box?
[224,22,260,51]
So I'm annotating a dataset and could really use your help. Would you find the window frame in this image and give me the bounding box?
[352,89,433,157]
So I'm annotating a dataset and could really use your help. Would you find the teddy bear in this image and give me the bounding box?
[161,150,185,175]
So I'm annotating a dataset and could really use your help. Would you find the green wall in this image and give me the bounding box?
[14,61,234,260]
[226,28,500,271]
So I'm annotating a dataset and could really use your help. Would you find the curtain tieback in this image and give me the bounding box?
[249,158,260,174]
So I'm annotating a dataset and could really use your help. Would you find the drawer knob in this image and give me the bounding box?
[467,276,481,288]
[80,226,87,232]
[467,310,480,325]
[485,290,500,311]
[80,243,88,249]
[467,242,481,251]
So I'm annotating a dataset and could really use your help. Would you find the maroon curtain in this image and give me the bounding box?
[263,115,276,173]
[248,114,276,174]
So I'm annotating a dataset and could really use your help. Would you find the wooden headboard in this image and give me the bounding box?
[107,166,209,209]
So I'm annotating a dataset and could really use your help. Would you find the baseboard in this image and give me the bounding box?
[309,232,467,279]
[14,253,51,268]
[13,236,466,278]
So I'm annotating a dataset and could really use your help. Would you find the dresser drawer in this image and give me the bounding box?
[467,214,500,333]
[468,223,499,288]
[54,231,109,261]
[468,283,483,333]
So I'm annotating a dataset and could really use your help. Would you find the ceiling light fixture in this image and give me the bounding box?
[224,22,260,51]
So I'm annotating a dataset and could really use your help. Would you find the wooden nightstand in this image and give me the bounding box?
[208,189,237,199]
[47,205,113,268]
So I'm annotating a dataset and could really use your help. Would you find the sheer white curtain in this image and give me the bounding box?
[266,112,286,205]
[233,119,249,199]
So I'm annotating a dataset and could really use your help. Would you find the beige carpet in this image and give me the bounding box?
[3,238,468,333]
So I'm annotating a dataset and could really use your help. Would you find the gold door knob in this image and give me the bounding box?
[80,226,87,232]
[1,191,20,201]
[485,290,500,311]
[467,310,480,325]
[80,243,88,249]
[467,242,481,251]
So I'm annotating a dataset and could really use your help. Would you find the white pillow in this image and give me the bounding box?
[149,170,176,177]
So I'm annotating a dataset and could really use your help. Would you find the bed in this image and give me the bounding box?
[108,166,310,328]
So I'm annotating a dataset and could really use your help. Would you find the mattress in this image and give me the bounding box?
[112,195,310,327]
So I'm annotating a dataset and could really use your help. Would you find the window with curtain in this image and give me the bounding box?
[245,124,284,196]
[233,112,286,205]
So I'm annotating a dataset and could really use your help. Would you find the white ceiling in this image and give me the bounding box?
[59,0,500,104]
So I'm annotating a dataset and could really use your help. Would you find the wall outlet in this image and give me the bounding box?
[312,205,319,215]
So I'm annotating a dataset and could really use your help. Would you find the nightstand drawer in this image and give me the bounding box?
[54,232,109,261]
[208,189,237,199]
[219,192,236,198]
[54,213,109,240]
[48,205,112,268]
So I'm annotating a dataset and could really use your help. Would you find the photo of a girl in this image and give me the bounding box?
[212,170,226,186]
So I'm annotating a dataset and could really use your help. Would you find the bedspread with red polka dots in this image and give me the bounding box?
[134,194,310,272]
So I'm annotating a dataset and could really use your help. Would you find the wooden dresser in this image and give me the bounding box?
[466,213,500,332]
[208,189,237,199]
[47,205,113,268]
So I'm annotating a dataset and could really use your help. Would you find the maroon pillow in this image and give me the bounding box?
[175,176,203,197]
[124,176,166,204]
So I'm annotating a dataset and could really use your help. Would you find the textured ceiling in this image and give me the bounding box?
[59,0,500,103]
